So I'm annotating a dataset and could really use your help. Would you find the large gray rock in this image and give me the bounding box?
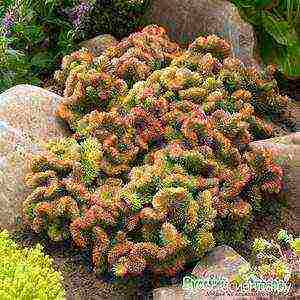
[0,85,68,230]
[149,0,261,69]
[191,245,249,280]
[250,132,300,235]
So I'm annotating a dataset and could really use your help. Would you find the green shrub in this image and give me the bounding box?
[0,229,65,300]
[85,0,151,40]
[0,0,151,92]
[231,0,300,78]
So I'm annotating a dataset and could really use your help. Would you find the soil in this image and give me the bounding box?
[11,226,155,300]
[280,77,300,102]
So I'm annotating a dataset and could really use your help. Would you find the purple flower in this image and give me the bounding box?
[1,10,16,37]
[69,1,93,27]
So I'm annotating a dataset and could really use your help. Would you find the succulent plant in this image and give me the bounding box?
[232,230,300,286]
[22,26,292,281]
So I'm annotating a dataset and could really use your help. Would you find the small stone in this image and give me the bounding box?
[79,34,118,56]
[192,245,249,280]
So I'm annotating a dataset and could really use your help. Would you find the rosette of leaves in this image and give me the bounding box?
[0,229,65,299]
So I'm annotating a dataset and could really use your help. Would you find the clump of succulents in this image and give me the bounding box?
[0,230,65,299]
[54,25,182,130]
[22,26,293,281]
[251,230,299,282]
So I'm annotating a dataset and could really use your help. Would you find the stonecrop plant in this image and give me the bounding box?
[0,229,65,300]
[22,25,294,281]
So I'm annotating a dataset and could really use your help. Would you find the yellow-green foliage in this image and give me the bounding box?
[0,230,65,300]
[232,230,300,285]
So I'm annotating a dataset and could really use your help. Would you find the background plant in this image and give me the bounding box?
[230,0,300,78]
[0,229,65,300]
[85,0,151,40]
[231,229,300,287]
[0,0,151,92]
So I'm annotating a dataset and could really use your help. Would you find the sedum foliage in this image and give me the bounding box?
[22,25,293,281]
[0,229,65,300]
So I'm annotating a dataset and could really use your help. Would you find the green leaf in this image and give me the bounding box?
[13,24,46,46]
[44,17,73,28]
[262,12,298,46]
[276,43,300,77]
[29,76,42,86]
[30,52,52,68]
[263,36,300,78]
[283,0,300,23]
[260,32,277,62]
[254,0,273,8]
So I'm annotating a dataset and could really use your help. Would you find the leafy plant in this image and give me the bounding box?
[0,0,151,92]
[231,0,300,78]
[231,229,300,285]
[84,0,151,40]
[0,36,40,90]
[0,229,65,300]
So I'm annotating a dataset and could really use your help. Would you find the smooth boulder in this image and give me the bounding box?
[250,132,300,235]
[149,0,261,69]
[0,85,68,230]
